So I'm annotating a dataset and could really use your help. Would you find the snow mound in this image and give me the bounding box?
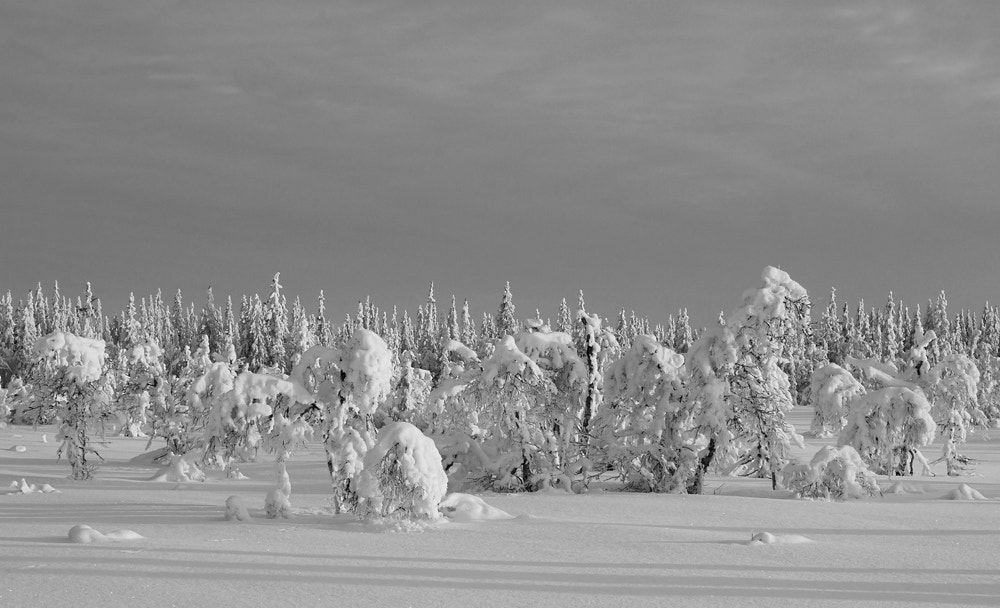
[941,484,989,501]
[265,489,292,519]
[8,478,60,495]
[68,524,144,543]
[439,493,514,521]
[148,454,206,483]
[224,495,251,521]
[885,481,924,494]
[748,531,814,545]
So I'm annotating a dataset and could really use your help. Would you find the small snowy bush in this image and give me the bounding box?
[780,445,880,500]
[356,422,448,521]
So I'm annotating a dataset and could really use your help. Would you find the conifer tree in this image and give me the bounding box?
[495,282,518,338]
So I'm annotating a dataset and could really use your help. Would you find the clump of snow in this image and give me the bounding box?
[748,531,814,545]
[885,481,924,494]
[68,524,143,543]
[780,445,880,500]
[357,422,448,521]
[941,484,989,501]
[8,478,60,494]
[224,496,251,521]
[265,489,292,519]
[480,336,542,386]
[515,330,586,385]
[439,493,514,521]
[34,331,106,383]
[810,363,866,437]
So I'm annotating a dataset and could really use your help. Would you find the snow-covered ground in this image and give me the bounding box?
[2,408,998,608]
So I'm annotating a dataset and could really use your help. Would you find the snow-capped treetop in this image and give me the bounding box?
[604,334,686,405]
[33,331,106,383]
[734,266,809,332]
[515,330,586,385]
[228,371,311,419]
[338,328,393,415]
[442,339,479,364]
[480,335,542,386]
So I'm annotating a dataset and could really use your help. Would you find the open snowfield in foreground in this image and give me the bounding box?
[2,408,998,608]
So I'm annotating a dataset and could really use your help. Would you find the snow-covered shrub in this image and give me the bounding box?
[780,445,880,499]
[356,422,448,521]
[838,386,937,476]
[809,363,866,437]
[592,335,691,492]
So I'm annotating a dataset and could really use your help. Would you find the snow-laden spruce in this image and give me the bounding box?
[356,422,448,520]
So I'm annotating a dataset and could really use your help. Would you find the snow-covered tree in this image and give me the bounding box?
[837,383,937,476]
[809,363,866,438]
[593,335,690,492]
[291,329,394,513]
[356,422,448,521]
[924,353,981,475]
[686,267,809,490]
[31,331,111,479]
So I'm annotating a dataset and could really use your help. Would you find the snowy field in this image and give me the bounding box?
[2,407,998,608]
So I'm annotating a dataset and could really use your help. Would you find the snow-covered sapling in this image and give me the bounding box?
[31,331,111,480]
[356,422,448,521]
[780,445,880,500]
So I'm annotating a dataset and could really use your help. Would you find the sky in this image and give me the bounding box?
[2,0,999,329]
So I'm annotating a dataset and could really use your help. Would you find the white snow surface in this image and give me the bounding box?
[2,406,1000,607]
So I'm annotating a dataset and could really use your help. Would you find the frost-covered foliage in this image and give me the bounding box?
[593,335,690,492]
[809,363,866,438]
[686,267,809,491]
[356,422,448,520]
[838,385,937,476]
[31,331,111,479]
[780,445,880,500]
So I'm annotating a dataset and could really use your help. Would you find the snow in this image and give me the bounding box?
[33,331,106,383]
[2,406,1000,607]
[67,524,144,544]
[439,493,514,521]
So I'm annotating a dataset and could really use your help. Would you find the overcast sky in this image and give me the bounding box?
[2,0,999,327]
